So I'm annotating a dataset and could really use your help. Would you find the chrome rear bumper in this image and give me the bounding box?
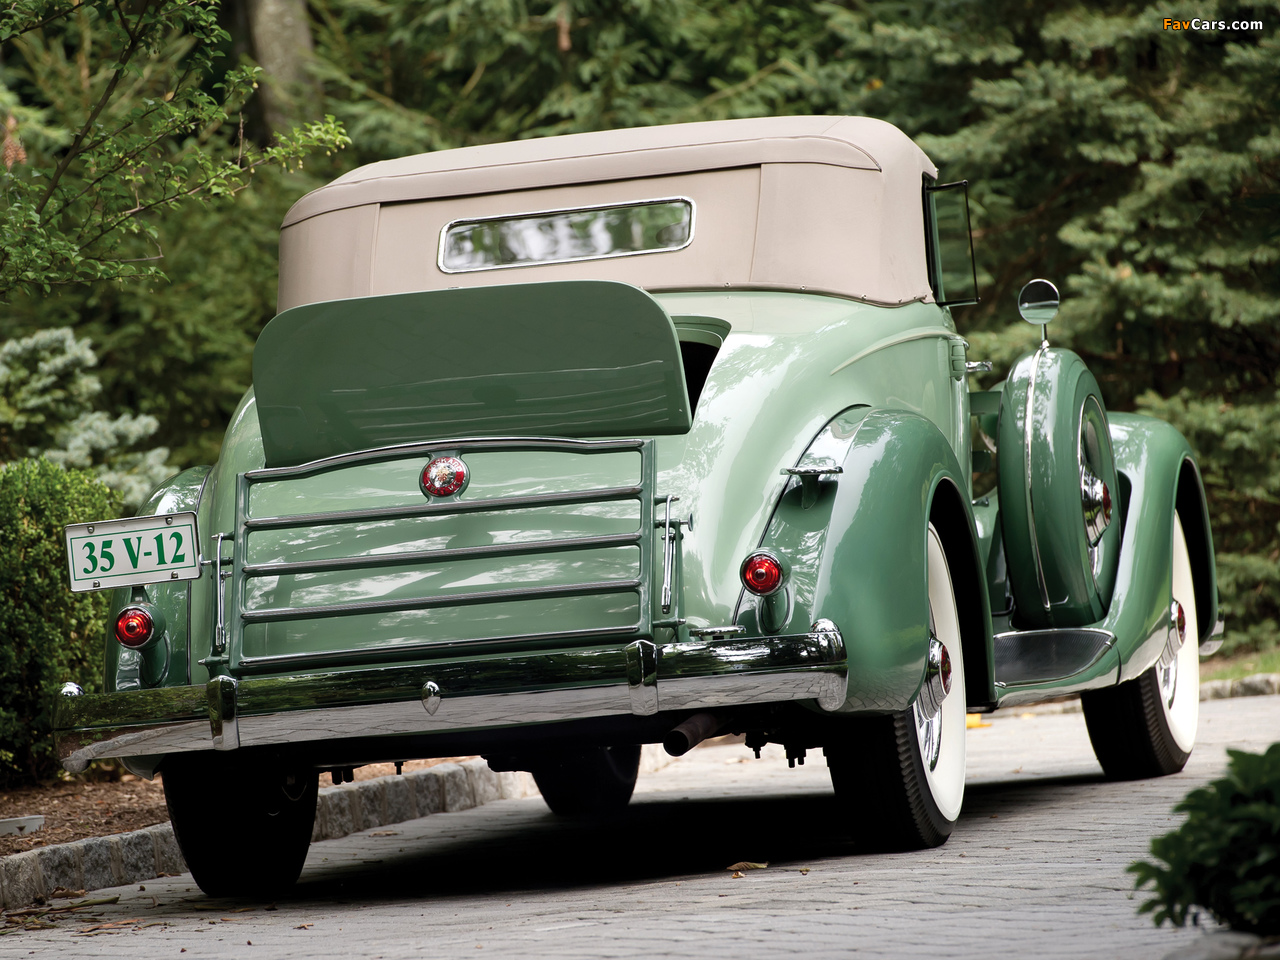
[56,623,846,773]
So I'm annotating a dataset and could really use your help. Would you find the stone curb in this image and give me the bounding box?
[0,745,674,912]
[1198,673,1280,701]
[1162,930,1280,960]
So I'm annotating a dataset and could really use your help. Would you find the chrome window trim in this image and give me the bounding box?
[437,196,696,274]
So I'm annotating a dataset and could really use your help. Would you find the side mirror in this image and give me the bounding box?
[1018,279,1059,346]
[1018,279,1059,323]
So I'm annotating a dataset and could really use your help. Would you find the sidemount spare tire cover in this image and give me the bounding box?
[998,347,1121,629]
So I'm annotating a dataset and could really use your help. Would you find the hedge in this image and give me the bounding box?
[0,458,119,786]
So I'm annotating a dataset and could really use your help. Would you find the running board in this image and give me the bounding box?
[992,628,1116,687]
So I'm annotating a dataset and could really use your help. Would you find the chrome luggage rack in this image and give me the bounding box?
[207,436,672,674]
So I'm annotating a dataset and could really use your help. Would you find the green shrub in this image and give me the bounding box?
[0,458,119,787]
[1131,743,1280,935]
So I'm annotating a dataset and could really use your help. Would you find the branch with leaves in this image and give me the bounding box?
[0,0,349,298]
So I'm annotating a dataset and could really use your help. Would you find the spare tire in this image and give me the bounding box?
[998,347,1121,628]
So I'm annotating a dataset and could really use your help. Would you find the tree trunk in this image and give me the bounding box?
[245,0,319,136]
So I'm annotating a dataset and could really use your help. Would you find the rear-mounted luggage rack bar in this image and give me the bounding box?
[221,437,660,674]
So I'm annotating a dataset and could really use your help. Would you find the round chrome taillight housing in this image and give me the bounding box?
[114,607,156,649]
[1172,600,1186,646]
[740,551,786,596]
[918,634,953,721]
[420,456,469,498]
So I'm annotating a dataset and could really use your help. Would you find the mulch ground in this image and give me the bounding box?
[0,758,471,859]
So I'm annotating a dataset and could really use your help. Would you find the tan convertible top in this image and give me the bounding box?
[278,116,940,311]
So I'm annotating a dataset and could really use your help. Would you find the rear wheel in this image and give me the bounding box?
[827,524,967,850]
[1081,512,1199,778]
[531,745,642,816]
[163,753,318,898]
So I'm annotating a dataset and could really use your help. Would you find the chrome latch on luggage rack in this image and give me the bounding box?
[199,532,234,667]
[655,495,690,615]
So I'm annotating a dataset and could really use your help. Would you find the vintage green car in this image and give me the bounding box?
[56,116,1221,897]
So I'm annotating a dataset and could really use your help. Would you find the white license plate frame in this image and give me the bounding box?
[64,512,202,593]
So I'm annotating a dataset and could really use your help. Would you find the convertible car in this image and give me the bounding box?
[57,116,1221,897]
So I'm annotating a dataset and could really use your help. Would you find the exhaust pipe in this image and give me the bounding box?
[664,712,722,756]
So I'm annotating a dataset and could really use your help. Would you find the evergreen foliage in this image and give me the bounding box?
[0,458,118,786]
[812,0,1280,653]
[1130,742,1280,933]
[0,327,174,508]
[0,0,347,297]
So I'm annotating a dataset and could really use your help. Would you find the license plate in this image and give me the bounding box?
[64,513,202,593]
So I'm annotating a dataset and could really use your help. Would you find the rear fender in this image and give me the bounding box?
[749,408,994,713]
[104,466,212,694]
[1105,413,1218,683]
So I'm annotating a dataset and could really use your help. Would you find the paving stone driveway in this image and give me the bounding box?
[3,695,1277,960]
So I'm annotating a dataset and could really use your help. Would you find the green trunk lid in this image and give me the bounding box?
[253,281,691,469]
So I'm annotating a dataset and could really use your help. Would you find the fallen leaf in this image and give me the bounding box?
[730,871,744,879]
[799,868,810,875]
[726,861,768,871]
[295,924,313,930]
[965,714,991,729]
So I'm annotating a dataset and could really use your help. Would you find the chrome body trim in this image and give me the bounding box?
[658,495,678,614]
[782,465,843,509]
[687,625,746,638]
[207,675,239,751]
[1023,347,1052,612]
[992,627,1116,687]
[55,625,847,771]
[624,639,659,715]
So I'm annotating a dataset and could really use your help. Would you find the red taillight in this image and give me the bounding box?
[115,607,155,648]
[741,552,785,596]
[420,456,468,498]
[1173,601,1186,644]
